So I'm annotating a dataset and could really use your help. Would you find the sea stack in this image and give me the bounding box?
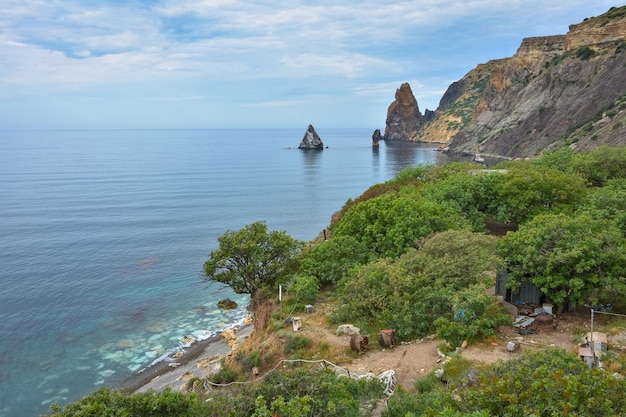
[383,82,423,140]
[372,129,381,147]
[298,124,324,150]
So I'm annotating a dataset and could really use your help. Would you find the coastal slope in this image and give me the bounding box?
[387,6,626,158]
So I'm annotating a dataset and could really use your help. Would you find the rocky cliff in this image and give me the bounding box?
[387,6,626,158]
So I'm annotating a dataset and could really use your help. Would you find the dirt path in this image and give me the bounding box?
[297,306,593,392]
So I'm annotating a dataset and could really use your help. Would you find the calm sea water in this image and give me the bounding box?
[0,129,465,417]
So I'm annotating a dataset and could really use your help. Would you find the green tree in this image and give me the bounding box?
[334,231,504,341]
[203,221,302,302]
[407,230,499,290]
[492,166,587,224]
[334,189,467,258]
[419,172,496,231]
[287,274,319,304]
[460,349,626,416]
[531,146,576,172]
[498,213,626,313]
[576,178,626,237]
[434,286,510,349]
[297,235,370,284]
[569,145,626,186]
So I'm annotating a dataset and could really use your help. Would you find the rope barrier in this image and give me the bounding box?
[201,358,396,398]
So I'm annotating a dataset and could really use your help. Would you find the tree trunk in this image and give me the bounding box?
[249,292,274,338]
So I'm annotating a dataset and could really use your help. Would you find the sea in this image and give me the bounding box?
[0,129,469,417]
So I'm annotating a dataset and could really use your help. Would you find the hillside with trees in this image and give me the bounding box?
[47,145,626,416]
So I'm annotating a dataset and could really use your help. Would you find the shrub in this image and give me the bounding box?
[235,349,260,370]
[414,372,441,394]
[284,334,310,354]
[287,274,319,303]
[208,362,239,384]
[576,46,597,60]
[297,235,370,284]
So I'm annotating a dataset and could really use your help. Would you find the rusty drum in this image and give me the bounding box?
[350,334,369,354]
[378,329,395,348]
[535,314,553,332]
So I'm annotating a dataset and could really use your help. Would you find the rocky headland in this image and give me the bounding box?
[381,6,626,159]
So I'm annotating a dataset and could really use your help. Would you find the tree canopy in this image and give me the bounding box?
[498,213,626,312]
[203,221,302,299]
[491,165,587,224]
[333,230,507,344]
[297,235,370,285]
[333,189,468,258]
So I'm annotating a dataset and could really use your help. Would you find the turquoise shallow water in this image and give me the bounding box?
[0,129,464,417]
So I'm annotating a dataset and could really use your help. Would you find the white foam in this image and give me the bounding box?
[98,369,115,378]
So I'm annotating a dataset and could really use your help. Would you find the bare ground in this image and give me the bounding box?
[294,303,597,392]
[131,298,624,400]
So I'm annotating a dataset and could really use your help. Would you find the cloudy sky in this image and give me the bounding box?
[0,1,618,130]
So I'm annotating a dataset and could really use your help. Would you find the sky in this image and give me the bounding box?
[0,1,620,130]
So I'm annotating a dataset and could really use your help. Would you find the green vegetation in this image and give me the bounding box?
[386,349,626,416]
[48,368,385,417]
[203,220,302,302]
[333,189,467,259]
[331,230,508,344]
[48,387,203,417]
[576,46,597,60]
[499,213,626,313]
[49,145,626,416]
[297,235,369,285]
[605,5,626,20]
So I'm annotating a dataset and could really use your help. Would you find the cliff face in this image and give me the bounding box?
[397,6,626,158]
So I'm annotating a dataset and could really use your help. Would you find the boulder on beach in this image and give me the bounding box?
[196,355,222,368]
[221,329,237,347]
[177,372,196,382]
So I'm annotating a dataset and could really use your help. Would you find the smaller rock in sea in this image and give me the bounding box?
[146,323,166,333]
[372,129,381,147]
[128,364,142,372]
[116,339,135,349]
[181,335,196,345]
[217,298,238,310]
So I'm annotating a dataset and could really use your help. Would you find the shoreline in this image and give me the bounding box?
[118,324,253,393]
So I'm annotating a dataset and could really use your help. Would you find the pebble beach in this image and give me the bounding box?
[119,324,253,394]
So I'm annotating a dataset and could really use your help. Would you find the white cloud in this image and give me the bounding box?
[0,0,620,128]
[279,53,385,78]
